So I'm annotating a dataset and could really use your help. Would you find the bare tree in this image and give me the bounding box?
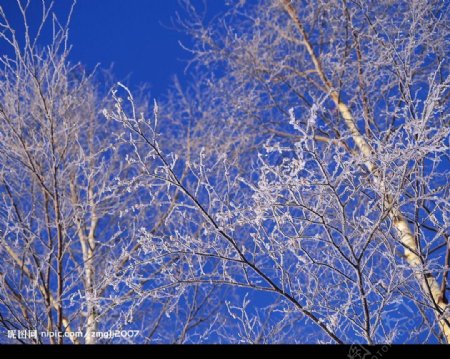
[108,0,449,343]
[1,0,448,344]
[0,0,219,344]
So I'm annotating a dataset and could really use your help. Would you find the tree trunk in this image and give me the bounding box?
[280,0,450,342]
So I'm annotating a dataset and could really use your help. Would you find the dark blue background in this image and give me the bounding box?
[70,0,226,96]
[0,0,227,97]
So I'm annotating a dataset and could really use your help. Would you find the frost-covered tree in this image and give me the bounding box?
[0,1,219,344]
[1,0,449,344]
[109,0,450,343]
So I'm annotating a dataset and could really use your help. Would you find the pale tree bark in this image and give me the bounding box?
[70,179,98,344]
[280,0,449,342]
[155,0,449,343]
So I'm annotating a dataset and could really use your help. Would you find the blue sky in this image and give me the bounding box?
[1,0,227,97]
[69,0,226,96]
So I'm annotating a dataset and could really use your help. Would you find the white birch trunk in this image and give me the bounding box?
[280,0,450,342]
